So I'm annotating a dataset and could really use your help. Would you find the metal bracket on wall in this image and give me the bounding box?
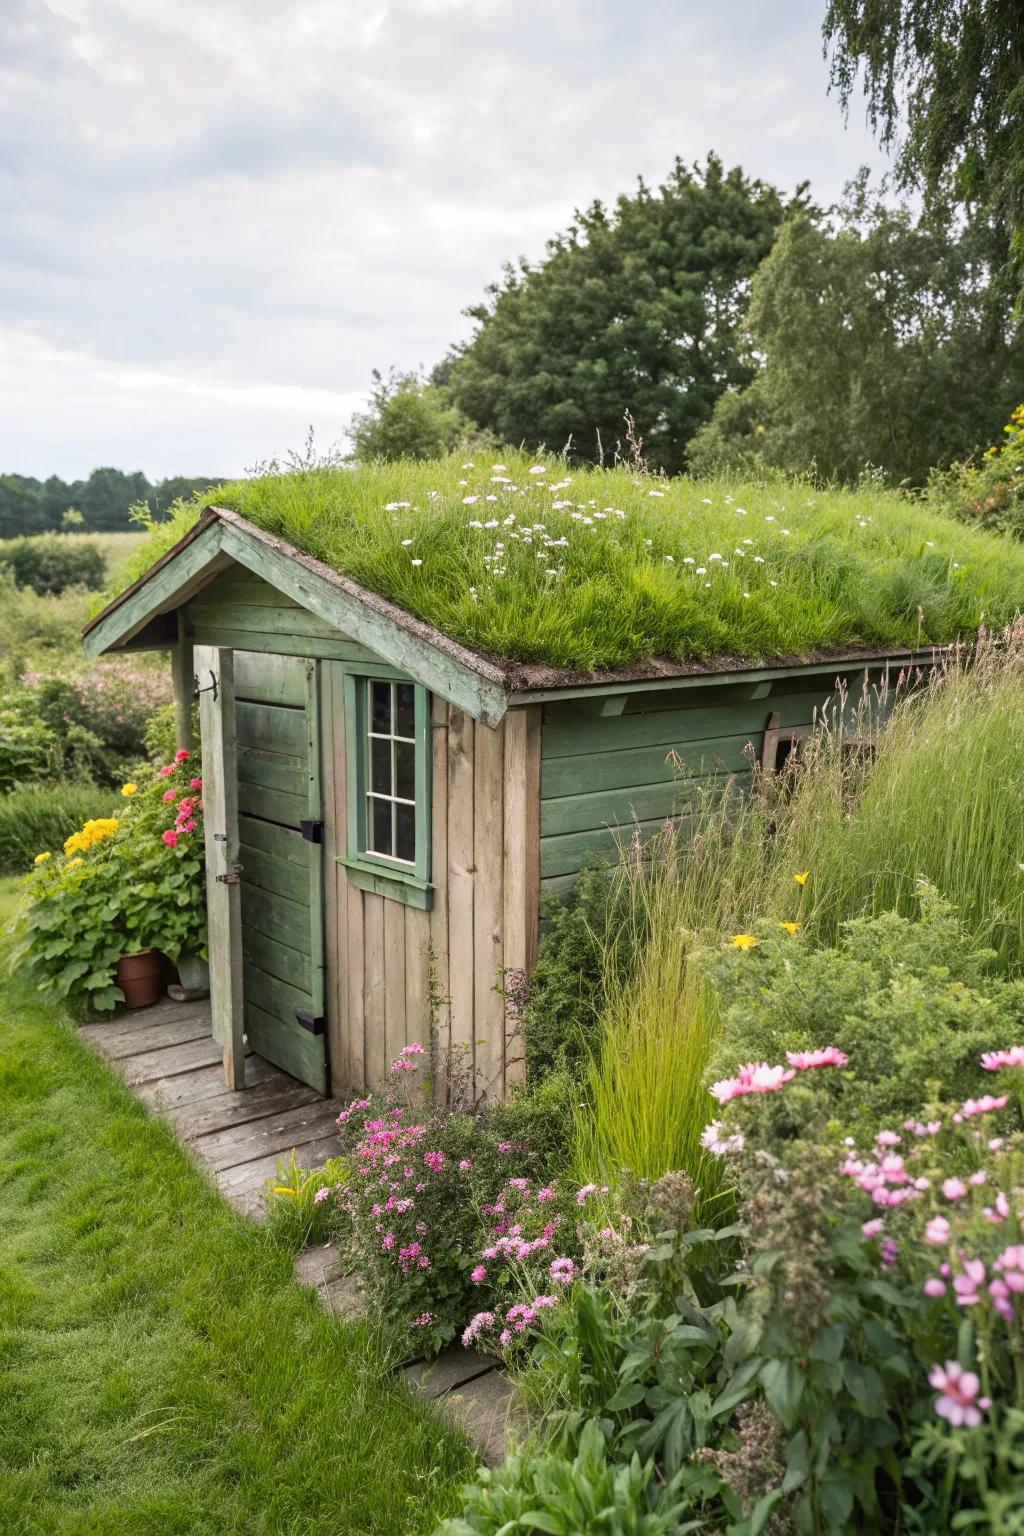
[193,670,218,702]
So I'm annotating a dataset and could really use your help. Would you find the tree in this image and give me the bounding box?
[436,155,801,473]
[688,177,1024,484]
[347,370,473,462]
[824,0,1024,300]
[0,476,46,539]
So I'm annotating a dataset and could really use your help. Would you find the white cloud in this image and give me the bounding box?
[0,0,885,479]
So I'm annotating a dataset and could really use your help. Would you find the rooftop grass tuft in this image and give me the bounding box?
[127,453,1024,671]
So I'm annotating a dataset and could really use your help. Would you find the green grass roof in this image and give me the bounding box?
[129,453,1024,672]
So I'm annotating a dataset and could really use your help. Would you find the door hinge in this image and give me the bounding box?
[295,1009,326,1036]
[216,873,241,885]
[300,819,324,844]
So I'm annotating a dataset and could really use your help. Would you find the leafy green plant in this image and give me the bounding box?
[13,751,206,1011]
[264,1150,349,1251]
[0,705,57,791]
[436,1420,698,1536]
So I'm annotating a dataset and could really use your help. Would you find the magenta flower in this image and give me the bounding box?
[929,1361,990,1427]
[174,749,190,763]
[861,1218,884,1239]
[785,1046,848,1070]
[942,1177,968,1201]
[981,1046,1024,1071]
[158,764,174,778]
[410,1312,434,1328]
[162,788,177,803]
[923,1277,947,1297]
[953,1258,986,1306]
[710,1060,796,1103]
[549,1256,575,1285]
[162,830,178,849]
[189,776,202,790]
[983,1192,1011,1223]
[461,1311,495,1347]
[470,1264,487,1284]
[459,1159,473,1171]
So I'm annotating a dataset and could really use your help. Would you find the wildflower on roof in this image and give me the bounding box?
[411,558,422,567]
[730,933,758,950]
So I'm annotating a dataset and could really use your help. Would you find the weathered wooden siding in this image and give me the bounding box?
[188,565,382,664]
[539,670,887,901]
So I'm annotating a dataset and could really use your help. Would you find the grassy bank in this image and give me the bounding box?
[0,903,470,1534]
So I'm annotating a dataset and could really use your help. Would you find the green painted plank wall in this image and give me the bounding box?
[539,668,887,897]
[185,566,379,666]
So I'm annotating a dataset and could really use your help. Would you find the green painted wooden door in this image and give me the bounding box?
[236,655,328,1094]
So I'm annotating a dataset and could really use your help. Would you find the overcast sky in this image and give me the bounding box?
[0,0,885,482]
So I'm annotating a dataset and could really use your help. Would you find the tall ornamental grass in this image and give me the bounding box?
[574,628,1024,1188]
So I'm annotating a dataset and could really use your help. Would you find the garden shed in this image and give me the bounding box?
[83,502,931,1104]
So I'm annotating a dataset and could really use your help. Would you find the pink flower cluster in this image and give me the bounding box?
[391,1041,425,1074]
[982,1047,1024,1071]
[159,755,202,849]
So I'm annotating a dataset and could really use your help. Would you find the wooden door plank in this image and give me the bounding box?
[472,718,505,1102]
[235,700,308,755]
[382,899,407,1067]
[241,923,310,992]
[236,840,310,904]
[446,707,475,1092]
[240,883,312,954]
[244,1000,328,1095]
[362,892,386,1089]
[233,650,308,705]
[322,659,350,1094]
[196,643,245,1089]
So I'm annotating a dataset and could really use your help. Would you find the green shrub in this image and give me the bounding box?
[437,1421,695,1536]
[0,534,105,595]
[925,401,1024,538]
[0,570,89,683]
[0,782,119,875]
[706,884,1024,1131]
[0,706,57,792]
[264,1150,349,1251]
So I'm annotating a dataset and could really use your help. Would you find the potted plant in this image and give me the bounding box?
[14,753,208,1014]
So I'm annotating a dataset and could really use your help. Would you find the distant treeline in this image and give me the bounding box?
[0,468,222,539]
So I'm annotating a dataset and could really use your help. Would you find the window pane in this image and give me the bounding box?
[371,680,391,733]
[370,796,393,855]
[395,801,416,863]
[395,682,416,739]
[395,740,415,800]
[370,737,392,795]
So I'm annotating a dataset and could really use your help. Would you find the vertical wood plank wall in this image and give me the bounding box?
[322,671,541,1103]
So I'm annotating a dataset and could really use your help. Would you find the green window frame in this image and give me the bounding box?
[339,672,432,909]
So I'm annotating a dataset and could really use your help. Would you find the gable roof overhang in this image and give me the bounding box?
[83,506,940,727]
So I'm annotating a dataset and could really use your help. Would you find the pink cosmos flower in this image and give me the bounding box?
[983,1192,1011,1223]
[786,1046,848,1070]
[710,1061,796,1103]
[929,1361,990,1427]
[942,1178,968,1201]
[874,1130,901,1147]
[953,1258,986,1306]
[179,819,196,834]
[174,749,190,762]
[923,1277,947,1297]
[981,1046,1024,1071]
[162,830,178,849]
[961,1095,1009,1118]
[924,1216,951,1245]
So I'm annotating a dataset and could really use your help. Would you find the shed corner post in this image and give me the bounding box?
[171,610,195,753]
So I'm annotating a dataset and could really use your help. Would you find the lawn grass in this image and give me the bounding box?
[119,452,1024,671]
[0,911,472,1535]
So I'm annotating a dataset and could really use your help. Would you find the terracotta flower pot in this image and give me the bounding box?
[116,948,163,1009]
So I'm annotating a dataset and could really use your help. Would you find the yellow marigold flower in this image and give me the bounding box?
[793,871,810,886]
[779,921,800,934]
[65,857,84,870]
[730,933,759,950]
[33,851,52,865]
[121,782,138,797]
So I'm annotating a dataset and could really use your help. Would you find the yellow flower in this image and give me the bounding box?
[63,817,120,857]
[33,851,52,865]
[121,782,138,797]
[779,921,800,934]
[730,933,759,950]
[793,871,810,886]
[65,857,84,870]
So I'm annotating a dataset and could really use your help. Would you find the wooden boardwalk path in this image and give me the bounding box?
[79,997,343,1217]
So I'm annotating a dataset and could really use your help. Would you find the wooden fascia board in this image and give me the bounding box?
[216,520,511,726]
[83,522,230,659]
[509,652,931,707]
